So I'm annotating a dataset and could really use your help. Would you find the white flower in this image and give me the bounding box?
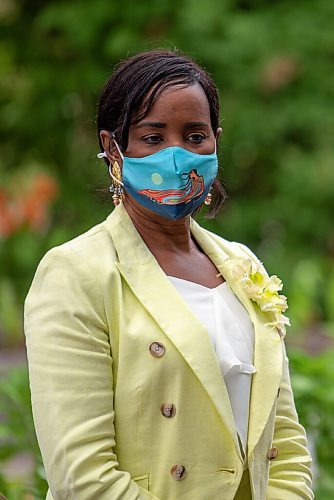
[230,258,290,338]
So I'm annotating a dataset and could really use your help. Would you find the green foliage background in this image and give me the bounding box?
[0,0,333,497]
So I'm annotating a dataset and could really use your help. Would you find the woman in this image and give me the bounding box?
[24,50,313,500]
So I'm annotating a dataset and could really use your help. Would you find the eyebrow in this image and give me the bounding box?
[134,121,166,129]
[184,121,210,128]
[134,121,210,129]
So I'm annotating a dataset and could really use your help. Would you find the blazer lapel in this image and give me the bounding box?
[105,204,243,459]
[218,258,283,458]
[105,204,283,460]
[190,220,284,458]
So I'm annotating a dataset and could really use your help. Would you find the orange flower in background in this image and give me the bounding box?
[0,189,21,237]
[20,173,59,231]
[0,173,58,238]
[0,189,14,237]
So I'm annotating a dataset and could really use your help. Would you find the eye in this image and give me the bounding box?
[142,134,164,144]
[187,133,208,144]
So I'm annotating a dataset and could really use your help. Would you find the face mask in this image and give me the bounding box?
[116,143,218,220]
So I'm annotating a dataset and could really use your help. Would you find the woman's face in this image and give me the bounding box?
[99,82,222,219]
[112,83,221,161]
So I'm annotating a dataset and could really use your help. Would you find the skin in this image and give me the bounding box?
[100,83,225,288]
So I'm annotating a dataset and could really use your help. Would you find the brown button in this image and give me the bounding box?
[149,342,165,357]
[170,464,186,480]
[267,447,278,460]
[160,403,176,418]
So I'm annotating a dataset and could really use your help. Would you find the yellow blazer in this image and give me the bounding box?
[24,203,313,500]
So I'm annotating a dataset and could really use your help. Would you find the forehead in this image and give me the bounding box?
[141,83,210,122]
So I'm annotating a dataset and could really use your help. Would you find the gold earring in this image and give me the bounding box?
[204,191,212,206]
[108,161,124,206]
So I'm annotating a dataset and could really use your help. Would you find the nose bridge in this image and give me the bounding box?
[171,145,183,173]
[167,128,183,148]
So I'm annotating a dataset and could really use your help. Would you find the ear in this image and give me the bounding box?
[215,126,223,142]
[99,130,123,165]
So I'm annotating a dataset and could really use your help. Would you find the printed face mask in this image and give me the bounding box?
[118,144,218,220]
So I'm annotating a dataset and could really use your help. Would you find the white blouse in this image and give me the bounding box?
[167,276,256,455]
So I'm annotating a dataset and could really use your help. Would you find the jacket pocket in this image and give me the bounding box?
[132,473,149,491]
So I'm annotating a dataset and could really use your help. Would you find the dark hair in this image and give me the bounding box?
[96,49,226,218]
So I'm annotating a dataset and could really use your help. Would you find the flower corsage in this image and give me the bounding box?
[230,258,290,338]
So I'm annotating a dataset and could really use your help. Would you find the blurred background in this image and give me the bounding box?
[0,0,333,498]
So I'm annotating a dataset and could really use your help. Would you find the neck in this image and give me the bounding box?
[122,195,196,254]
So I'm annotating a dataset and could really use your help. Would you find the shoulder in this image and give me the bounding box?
[49,218,117,262]
[30,216,118,290]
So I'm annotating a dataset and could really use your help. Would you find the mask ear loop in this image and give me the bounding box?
[205,137,219,207]
[111,132,124,161]
[96,133,125,188]
[106,132,124,186]
[96,134,125,187]
[97,151,107,159]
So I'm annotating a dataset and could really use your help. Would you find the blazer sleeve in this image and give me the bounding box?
[266,344,313,499]
[24,246,160,500]
[235,243,313,499]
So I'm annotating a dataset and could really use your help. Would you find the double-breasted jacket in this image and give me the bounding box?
[24,203,313,499]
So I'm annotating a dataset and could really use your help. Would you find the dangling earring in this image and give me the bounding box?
[204,190,212,206]
[108,160,124,206]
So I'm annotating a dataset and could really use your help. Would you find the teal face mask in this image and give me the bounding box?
[119,145,218,220]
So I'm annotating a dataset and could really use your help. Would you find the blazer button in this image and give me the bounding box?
[267,447,278,460]
[161,403,176,418]
[170,464,186,480]
[149,342,165,357]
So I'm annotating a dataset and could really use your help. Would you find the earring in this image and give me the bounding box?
[108,160,124,206]
[204,191,212,206]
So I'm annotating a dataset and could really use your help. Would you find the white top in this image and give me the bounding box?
[167,276,256,454]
